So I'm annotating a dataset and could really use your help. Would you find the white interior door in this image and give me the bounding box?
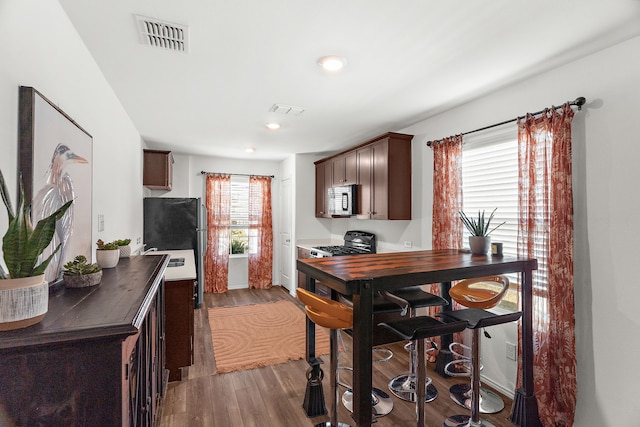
[280,178,292,292]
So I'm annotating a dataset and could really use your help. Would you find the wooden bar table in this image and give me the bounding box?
[297,249,540,427]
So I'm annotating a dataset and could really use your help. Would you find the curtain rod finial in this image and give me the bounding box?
[574,97,586,110]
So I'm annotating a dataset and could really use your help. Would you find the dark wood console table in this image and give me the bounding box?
[297,249,540,427]
[0,255,169,427]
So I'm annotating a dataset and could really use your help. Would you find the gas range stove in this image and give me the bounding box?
[310,230,376,258]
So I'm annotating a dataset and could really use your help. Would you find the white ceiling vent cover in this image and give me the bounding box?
[269,104,305,116]
[135,15,188,53]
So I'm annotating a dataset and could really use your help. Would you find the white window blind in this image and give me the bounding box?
[461,125,518,256]
[230,176,249,254]
[461,125,520,310]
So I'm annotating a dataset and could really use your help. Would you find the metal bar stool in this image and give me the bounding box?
[381,288,448,403]
[337,292,402,417]
[444,276,513,415]
[379,315,468,427]
[438,308,522,427]
[298,288,354,427]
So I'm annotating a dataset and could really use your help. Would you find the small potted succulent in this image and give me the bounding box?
[115,238,132,258]
[459,208,505,255]
[0,169,72,330]
[95,239,120,268]
[62,255,102,288]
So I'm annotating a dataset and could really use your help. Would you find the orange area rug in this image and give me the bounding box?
[208,300,331,374]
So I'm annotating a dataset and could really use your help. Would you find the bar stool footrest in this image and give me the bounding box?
[449,383,505,414]
[389,374,438,402]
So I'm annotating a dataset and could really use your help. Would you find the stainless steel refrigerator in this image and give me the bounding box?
[143,197,206,308]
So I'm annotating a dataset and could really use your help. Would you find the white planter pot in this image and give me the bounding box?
[96,249,120,268]
[469,236,491,255]
[119,245,131,258]
[0,274,48,331]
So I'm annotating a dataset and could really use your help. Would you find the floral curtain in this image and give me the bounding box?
[517,104,576,426]
[430,135,464,357]
[204,173,231,293]
[248,176,273,289]
[432,135,464,250]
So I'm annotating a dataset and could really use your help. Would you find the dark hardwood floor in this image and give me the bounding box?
[160,287,515,427]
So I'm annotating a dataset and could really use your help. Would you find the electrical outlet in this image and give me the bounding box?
[137,237,141,245]
[403,241,412,248]
[506,341,517,361]
[98,214,104,232]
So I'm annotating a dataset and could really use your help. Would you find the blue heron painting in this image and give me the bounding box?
[32,143,88,283]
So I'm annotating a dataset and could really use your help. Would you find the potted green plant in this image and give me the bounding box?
[96,239,120,268]
[231,240,247,255]
[459,208,505,255]
[0,169,72,330]
[115,238,132,258]
[62,255,102,288]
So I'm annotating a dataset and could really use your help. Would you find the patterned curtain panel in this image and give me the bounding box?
[429,135,463,357]
[248,176,273,289]
[517,104,576,426]
[204,173,231,293]
[432,135,464,250]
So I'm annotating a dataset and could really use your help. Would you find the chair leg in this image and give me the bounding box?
[324,328,351,427]
[470,329,481,424]
[442,329,497,427]
[389,341,438,402]
[338,331,393,418]
[415,338,427,427]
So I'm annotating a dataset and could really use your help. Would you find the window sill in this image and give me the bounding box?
[230,253,248,259]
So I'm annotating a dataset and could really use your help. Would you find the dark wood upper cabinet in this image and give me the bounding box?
[331,151,357,186]
[144,149,174,190]
[315,160,332,218]
[317,132,412,220]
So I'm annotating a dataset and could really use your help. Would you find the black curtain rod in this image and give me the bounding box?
[426,96,586,147]
[200,171,275,178]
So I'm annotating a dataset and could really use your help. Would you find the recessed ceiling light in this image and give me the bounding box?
[318,55,346,72]
[245,147,255,153]
[266,122,280,130]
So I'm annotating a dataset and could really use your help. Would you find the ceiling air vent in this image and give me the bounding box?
[269,104,305,116]
[135,15,188,53]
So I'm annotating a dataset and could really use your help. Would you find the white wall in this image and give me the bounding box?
[153,153,282,289]
[294,153,333,240]
[400,35,640,426]
[0,1,143,266]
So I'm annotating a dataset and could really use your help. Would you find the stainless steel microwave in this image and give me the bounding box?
[328,184,357,216]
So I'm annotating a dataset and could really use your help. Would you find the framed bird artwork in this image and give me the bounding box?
[18,86,93,287]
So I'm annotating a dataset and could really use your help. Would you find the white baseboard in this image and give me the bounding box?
[480,374,515,399]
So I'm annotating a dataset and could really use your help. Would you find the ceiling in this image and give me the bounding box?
[59,1,640,160]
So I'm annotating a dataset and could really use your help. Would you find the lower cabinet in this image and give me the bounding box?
[165,279,195,382]
[0,256,168,427]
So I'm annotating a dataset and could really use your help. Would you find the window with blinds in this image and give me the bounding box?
[230,176,249,255]
[461,125,520,311]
